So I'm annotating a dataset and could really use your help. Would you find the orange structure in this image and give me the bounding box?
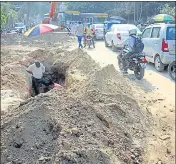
[49,2,57,19]
[42,2,58,24]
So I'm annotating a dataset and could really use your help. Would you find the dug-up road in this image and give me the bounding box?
[85,40,175,164]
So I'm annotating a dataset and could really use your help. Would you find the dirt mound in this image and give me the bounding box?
[1,32,74,48]
[1,47,150,164]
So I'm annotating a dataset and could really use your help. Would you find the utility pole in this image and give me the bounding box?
[139,2,143,22]
[134,2,136,23]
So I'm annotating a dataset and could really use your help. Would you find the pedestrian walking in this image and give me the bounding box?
[75,21,84,48]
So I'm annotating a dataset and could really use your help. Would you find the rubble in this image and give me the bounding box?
[1,34,151,164]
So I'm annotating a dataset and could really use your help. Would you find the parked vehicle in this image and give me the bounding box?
[103,21,120,38]
[117,45,147,80]
[141,23,175,72]
[168,61,176,81]
[84,35,95,48]
[105,24,141,51]
[92,24,104,39]
[14,22,26,33]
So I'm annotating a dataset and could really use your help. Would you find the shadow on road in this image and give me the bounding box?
[146,63,175,83]
[125,73,155,92]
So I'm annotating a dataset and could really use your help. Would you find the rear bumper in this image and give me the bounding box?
[95,33,104,39]
[160,53,175,65]
[115,42,124,48]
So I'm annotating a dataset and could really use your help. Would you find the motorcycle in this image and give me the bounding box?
[84,35,95,48]
[168,61,176,81]
[117,45,147,80]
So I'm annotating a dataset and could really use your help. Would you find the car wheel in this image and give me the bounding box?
[112,41,117,52]
[154,55,165,72]
[105,38,108,47]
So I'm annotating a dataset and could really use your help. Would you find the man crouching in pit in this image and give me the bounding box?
[26,61,45,95]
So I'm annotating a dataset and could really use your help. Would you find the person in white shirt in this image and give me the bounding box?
[26,61,45,95]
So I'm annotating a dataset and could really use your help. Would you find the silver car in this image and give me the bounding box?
[142,23,175,72]
[92,24,104,40]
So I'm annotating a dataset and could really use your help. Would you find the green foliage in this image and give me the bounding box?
[160,4,176,17]
[67,2,115,13]
[66,2,175,22]
[0,2,17,28]
[1,8,7,27]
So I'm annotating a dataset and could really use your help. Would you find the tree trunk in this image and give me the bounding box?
[134,2,136,23]
[139,2,142,21]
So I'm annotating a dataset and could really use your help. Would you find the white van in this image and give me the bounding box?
[142,23,175,72]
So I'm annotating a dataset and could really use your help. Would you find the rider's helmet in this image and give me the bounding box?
[129,28,137,36]
[87,23,91,27]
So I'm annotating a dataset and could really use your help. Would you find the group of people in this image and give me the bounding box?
[74,22,95,48]
[26,24,144,95]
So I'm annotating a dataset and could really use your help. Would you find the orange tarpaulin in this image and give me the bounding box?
[49,2,57,19]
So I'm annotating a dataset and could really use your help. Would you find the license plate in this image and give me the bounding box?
[140,63,147,68]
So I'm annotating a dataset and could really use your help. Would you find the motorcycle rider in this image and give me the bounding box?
[26,61,46,95]
[84,23,95,47]
[120,28,138,74]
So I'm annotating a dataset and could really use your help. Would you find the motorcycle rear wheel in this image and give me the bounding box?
[93,42,95,48]
[168,61,176,81]
[134,66,144,80]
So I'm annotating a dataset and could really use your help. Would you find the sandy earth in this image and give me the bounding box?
[1,34,175,164]
[85,40,175,164]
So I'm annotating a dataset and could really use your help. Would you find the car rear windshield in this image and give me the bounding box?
[166,27,175,40]
[114,25,141,33]
[95,24,103,28]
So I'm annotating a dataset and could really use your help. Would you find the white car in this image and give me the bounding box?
[105,24,141,51]
[92,24,104,39]
[14,22,26,33]
[142,23,175,72]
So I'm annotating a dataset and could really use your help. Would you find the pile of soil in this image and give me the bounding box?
[1,32,74,48]
[1,47,150,164]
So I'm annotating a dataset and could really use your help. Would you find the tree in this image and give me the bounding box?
[0,2,17,28]
[66,2,173,23]
[1,8,7,28]
[17,2,49,24]
[66,2,116,13]
[160,4,176,16]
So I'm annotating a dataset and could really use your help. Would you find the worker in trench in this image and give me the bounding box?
[26,61,47,95]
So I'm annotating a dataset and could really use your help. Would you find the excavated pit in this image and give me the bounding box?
[30,61,67,96]
[1,47,150,164]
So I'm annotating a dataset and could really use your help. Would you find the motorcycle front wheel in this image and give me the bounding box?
[88,41,91,48]
[117,56,124,71]
[134,66,144,80]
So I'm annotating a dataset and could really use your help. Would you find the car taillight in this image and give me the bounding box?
[141,57,147,63]
[161,38,169,52]
[117,33,121,40]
